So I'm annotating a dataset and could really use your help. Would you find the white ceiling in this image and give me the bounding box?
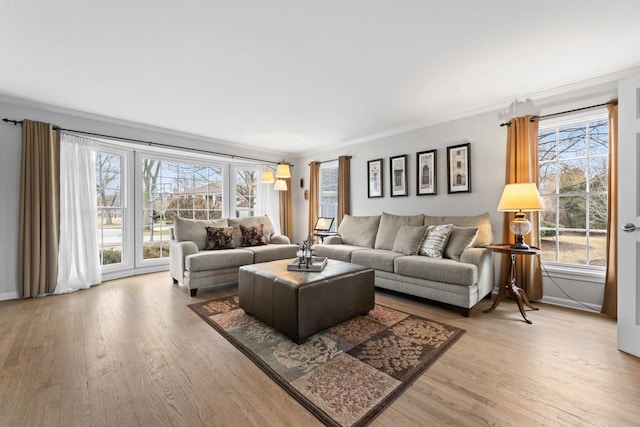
[2,1,640,154]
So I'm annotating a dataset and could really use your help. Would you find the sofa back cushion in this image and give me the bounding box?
[392,224,427,255]
[374,212,425,250]
[174,217,229,250]
[338,214,380,248]
[228,215,276,247]
[424,212,492,246]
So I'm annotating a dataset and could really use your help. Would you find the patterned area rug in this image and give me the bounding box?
[189,295,465,427]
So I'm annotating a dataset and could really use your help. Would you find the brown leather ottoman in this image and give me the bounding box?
[238,259,375,343]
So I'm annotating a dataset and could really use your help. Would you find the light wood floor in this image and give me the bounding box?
[1,272,639,427]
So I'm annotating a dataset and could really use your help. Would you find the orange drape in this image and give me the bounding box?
[308,162,320,242]
[501,115,543,300]
[278,171,293,239]
[19,120,60,297]
[337,156,351,224]
[601,100,618,318]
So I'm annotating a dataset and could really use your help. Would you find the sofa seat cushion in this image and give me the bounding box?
[313,244,365,263]
[186,249,254,272]
[394,256,477,286]
[351,249,405,273]
[242,244,299,264]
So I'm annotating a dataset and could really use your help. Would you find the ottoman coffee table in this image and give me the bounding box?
[238,258,375,343]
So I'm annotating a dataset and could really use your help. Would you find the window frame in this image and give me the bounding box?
[318,160,339,232]
[537,109,608,278]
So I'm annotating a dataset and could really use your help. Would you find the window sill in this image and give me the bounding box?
[541,263,605,284]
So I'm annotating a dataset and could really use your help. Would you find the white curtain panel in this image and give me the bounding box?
[54,134,101,294]
[260,165,281,234]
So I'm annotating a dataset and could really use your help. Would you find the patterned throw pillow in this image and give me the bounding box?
[240,224,267,247]
[419,224,454,258]
[205,227,235,250]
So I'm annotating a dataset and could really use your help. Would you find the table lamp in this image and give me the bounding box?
[497,182,544,250]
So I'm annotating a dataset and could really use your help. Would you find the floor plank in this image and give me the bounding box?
[0,272,639,426]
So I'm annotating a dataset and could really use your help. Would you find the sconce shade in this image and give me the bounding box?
[274,179,288,191]
[275,163,291,178]
[497,183,544,212]
[261,171,275,183]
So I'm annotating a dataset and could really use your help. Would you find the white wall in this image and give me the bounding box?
[0,99,292,300]
[291,80,619,311]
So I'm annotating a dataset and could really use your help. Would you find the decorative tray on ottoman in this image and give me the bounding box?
[287,257,328,272]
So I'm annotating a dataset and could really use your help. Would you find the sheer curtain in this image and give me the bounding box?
[54,134,101,294]
[260,165,281,234]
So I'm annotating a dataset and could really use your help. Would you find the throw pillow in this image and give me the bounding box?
[444,226,479,261]
[240,224,267,247]
[419,224,454,258]
[392,225,428,255]
[205,226,235,250]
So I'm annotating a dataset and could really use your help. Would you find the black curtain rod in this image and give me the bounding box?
[2,118,292,167]
[499,100,618,127]
[308,156,352,166]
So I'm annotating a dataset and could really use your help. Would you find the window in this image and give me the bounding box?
[319,161,338,231]
[538,113,608,267]
[141,157,224,261]
[233,166,258,218]
[96,150,126,266]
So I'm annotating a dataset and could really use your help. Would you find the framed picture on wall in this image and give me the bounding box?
[416,149,437,195]
[390,154,408,197]
[447,142,471,194]
[367,158,383,198]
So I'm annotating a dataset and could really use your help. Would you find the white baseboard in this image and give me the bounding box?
[0,291,20,301]
[539,295,602,313]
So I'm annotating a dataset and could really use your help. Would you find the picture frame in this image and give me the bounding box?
[367,158,383,198]
[447,142,471,194]
[416,150,437,196]
[390,154,408,197]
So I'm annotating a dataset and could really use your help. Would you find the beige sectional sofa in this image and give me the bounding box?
[313,212,495,316]
[170,215,299,296]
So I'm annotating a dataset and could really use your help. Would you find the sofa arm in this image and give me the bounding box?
[323,235,343,245]
[170,240,199,283]
[270,234,291,244]
[460,247,495,298]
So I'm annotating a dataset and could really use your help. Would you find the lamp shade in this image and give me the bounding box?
[497,183,544,212]
[261,171,275,183]
[275,163,291,178]
[274,179,288,191]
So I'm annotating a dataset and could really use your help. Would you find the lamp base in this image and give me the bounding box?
[510,234,530,250]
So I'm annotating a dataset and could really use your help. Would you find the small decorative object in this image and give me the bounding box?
[416,149,437,195]
[497,182,545,249]
[367,158,383,198]
[288,237,328,271]
[390,154,408,197]
[447,142,471,194]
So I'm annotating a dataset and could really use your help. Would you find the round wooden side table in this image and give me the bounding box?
[484,244,540,324]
